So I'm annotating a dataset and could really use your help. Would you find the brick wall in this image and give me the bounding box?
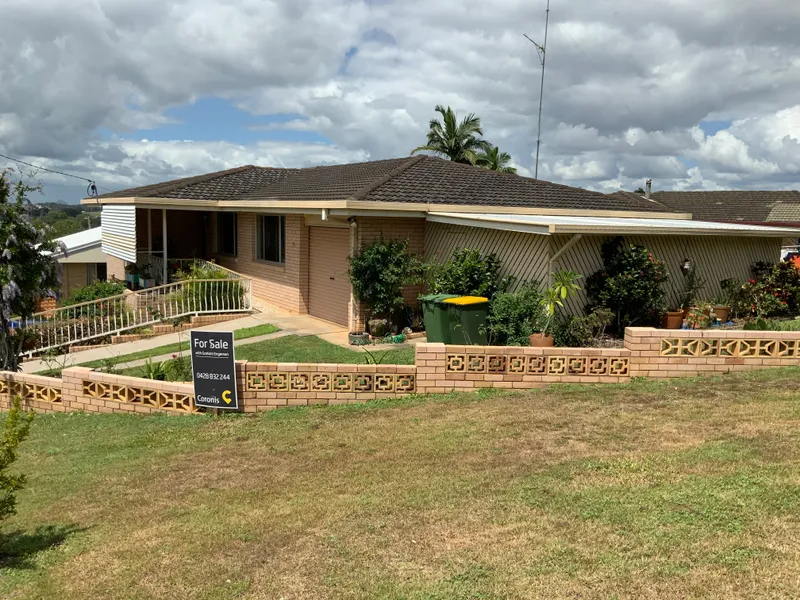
[5,330,800,416]
[416,344,631,394]
[0,368,197,415]
[62,263,88,298]
[107,255,126,282]
[625,327,800,378]
[353,216,426,330]
[213,213,308,314]
[236,361,417,412]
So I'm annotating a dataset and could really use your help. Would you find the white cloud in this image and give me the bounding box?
[2,0,800,200]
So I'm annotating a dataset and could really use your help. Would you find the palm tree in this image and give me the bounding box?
[476,146,517,174]
[411,105,491,164]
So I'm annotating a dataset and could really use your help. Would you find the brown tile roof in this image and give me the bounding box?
[98,156,673,213]
[650,190,800,223]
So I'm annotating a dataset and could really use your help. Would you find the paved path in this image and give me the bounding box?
[22,304,425,374]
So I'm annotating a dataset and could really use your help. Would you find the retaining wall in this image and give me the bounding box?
[3,327,800,415]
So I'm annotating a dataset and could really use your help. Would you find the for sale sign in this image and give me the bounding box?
[190,331,239,410]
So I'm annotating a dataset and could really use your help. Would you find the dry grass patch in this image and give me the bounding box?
[2,369,800,599]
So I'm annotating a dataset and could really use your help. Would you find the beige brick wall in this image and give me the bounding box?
[106,255,126,282]
[5,329,800,416]
[352,216,426,330]
[62,263,88,298]
[415,344,632,394]
[236,361,417,412]
[625,327,800,378]
[212,213,309,314]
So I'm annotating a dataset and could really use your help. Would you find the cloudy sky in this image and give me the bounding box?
[1,0,800,203]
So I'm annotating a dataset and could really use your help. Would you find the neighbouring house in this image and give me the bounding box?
[48,227,108,299]
[612,187,800,258]
[86,156,800,329]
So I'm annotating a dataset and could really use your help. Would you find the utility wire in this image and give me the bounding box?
[0,152,107,197]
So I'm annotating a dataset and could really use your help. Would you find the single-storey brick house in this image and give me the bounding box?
[86,156,799,329]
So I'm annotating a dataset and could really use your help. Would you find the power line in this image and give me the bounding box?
[0,152,107,198]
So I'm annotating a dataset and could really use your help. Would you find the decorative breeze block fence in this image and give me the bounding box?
[3,327,800,415]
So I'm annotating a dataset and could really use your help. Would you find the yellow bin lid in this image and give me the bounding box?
[443,296,489,306]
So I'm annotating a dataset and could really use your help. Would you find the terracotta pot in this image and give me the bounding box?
[529,333,555,347]
[664,311,684,329]
[714,306,731,323]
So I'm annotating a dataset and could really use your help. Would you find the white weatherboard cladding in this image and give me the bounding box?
[101,205,137,262]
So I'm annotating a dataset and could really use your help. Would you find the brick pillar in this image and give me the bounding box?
[415,343,449,394]
[61,367,94,411]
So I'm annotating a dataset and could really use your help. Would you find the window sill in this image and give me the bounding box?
[255,259,286,268]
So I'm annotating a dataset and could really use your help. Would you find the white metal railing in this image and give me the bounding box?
[136,255,238,285]
[137,253,166,285]
[25,276,253,356]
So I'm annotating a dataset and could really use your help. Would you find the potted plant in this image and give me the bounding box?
[124,263,138,288]
[529,270,582,347]
[144,264,157,289]
[367,318,389,338]
[663,307,684,329]
[348,331,370,346]
[713,290,731,324]
[679,259,707,318]
[687,303,714,329]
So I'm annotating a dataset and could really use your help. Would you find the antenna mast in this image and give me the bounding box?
[524,0,551,180]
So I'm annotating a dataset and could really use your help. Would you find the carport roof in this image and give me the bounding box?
[427,212,800,237]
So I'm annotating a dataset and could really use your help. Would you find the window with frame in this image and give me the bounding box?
[216,213,238,256]
[256,215,286,264]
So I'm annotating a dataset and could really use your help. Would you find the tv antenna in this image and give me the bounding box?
[524,0,551,180]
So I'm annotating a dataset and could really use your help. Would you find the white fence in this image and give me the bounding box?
[135,255,238,286]
[26,276,253,356]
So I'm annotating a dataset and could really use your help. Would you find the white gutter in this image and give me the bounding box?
[426,213,550,236]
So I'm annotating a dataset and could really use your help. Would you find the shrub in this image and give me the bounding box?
[139,358,167,381]
[165,355,192,382]
[428,248,512,299]
[63,280,126,306]
[586,237,668,336]
[739,278,789,318]
[554,307,614,348]
[348,239,421,322]
[487,284,544,346]
[761,261,800,314]
[1,397,34,525]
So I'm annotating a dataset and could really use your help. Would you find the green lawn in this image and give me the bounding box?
[36,323,281,375]
[233,334,416,365]
[120,335,415,380]
[2,368,800,598]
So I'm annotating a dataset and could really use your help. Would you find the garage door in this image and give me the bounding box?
[308,227,351,326]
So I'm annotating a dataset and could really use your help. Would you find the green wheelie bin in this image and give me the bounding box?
[443,296,490,345]
[419,294,458,343]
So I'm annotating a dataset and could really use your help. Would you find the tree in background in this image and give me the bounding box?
[0,397,34,526]
[476,146,517,174]
[0,171,62,370]
[411,105,491,165]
